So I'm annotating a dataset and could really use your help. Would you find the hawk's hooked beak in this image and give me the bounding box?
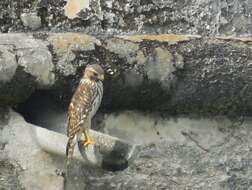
[98,74,104,81]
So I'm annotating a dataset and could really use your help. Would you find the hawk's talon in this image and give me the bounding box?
[83,138,95,146]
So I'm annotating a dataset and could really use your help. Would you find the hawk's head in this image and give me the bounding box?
[84,64,104,82]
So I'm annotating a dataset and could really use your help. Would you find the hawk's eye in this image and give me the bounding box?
[94,72,98,76]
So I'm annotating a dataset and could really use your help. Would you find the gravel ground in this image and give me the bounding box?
[0,0,251,36]
[0,160,24,190]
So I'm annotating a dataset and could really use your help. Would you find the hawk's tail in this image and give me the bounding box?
[66,136,75,166]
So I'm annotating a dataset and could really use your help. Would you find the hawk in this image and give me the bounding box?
[66,64,104,165]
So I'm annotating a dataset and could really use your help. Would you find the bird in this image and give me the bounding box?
[66,64,104,165]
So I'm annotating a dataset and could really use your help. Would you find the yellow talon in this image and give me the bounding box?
[83,130,95,146]
[83,138,95,146]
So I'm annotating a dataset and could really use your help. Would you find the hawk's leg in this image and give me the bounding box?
[83,129,95,146]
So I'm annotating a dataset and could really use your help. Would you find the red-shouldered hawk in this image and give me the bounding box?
[66,64,104,165]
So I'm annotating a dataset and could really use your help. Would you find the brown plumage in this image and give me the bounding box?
[66,64,104,165]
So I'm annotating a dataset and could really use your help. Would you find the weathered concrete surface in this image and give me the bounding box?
[0,109,64,190]
[67,111,252,190]
[10,99,252,190]
[1,33,252,116]
[0,0,251,36]
[0,33,54,105]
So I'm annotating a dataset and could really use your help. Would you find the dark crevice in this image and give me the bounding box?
[16,90,66,133]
